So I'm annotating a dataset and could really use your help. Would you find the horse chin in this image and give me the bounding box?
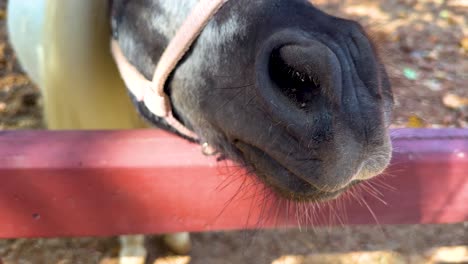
[232,139,384,202]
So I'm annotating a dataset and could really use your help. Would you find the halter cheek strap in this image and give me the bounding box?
[111,0,230,139]
[111,41,195,138]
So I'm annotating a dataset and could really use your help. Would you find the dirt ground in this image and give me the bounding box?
[0,0,467,263]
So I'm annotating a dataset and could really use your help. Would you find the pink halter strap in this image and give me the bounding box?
[111,0,229,139]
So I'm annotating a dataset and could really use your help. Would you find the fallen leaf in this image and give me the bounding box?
[423,79,442,91]
[407,115,426,128]
[461,37,468,53]
[153,256,191,264]
[443,94,468,109]
[439,10,450,19]
[0,43,5,60]
[0,102,6,112]
[0,74,30,89]
[434,70,448,80]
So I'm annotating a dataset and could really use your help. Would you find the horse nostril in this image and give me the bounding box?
[256,32,342,136]
[269,45,322,110]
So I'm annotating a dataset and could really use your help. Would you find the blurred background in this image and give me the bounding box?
[0,0,466,263]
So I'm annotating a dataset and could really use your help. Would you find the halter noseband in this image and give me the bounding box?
[111,0,229,139]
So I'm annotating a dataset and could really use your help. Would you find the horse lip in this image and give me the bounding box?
[233,140,354,201]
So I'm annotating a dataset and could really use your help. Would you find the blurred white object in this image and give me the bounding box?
[7,0,47,84]
[7,0,142,129]
[7,1,191,262]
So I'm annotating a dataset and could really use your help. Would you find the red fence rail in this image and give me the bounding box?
[0,129,466,238]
